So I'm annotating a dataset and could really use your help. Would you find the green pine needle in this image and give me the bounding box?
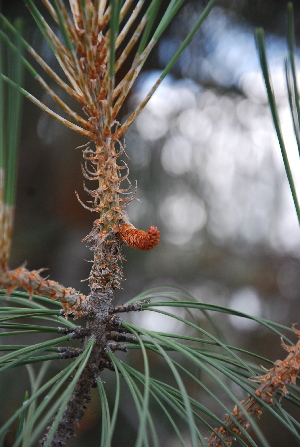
[0,19,24,206]
[137,0,161,55]
[23,0,57,54]
[109,0,122,79]
[52,0,74,53]
[159,0,216,81]
[255,27,300,223]
[97,380,111,447]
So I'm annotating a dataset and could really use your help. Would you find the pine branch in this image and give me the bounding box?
[207,329,300,446]
[0,2,217,444]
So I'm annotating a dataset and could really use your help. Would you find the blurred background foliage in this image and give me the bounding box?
[1,1,300,446]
